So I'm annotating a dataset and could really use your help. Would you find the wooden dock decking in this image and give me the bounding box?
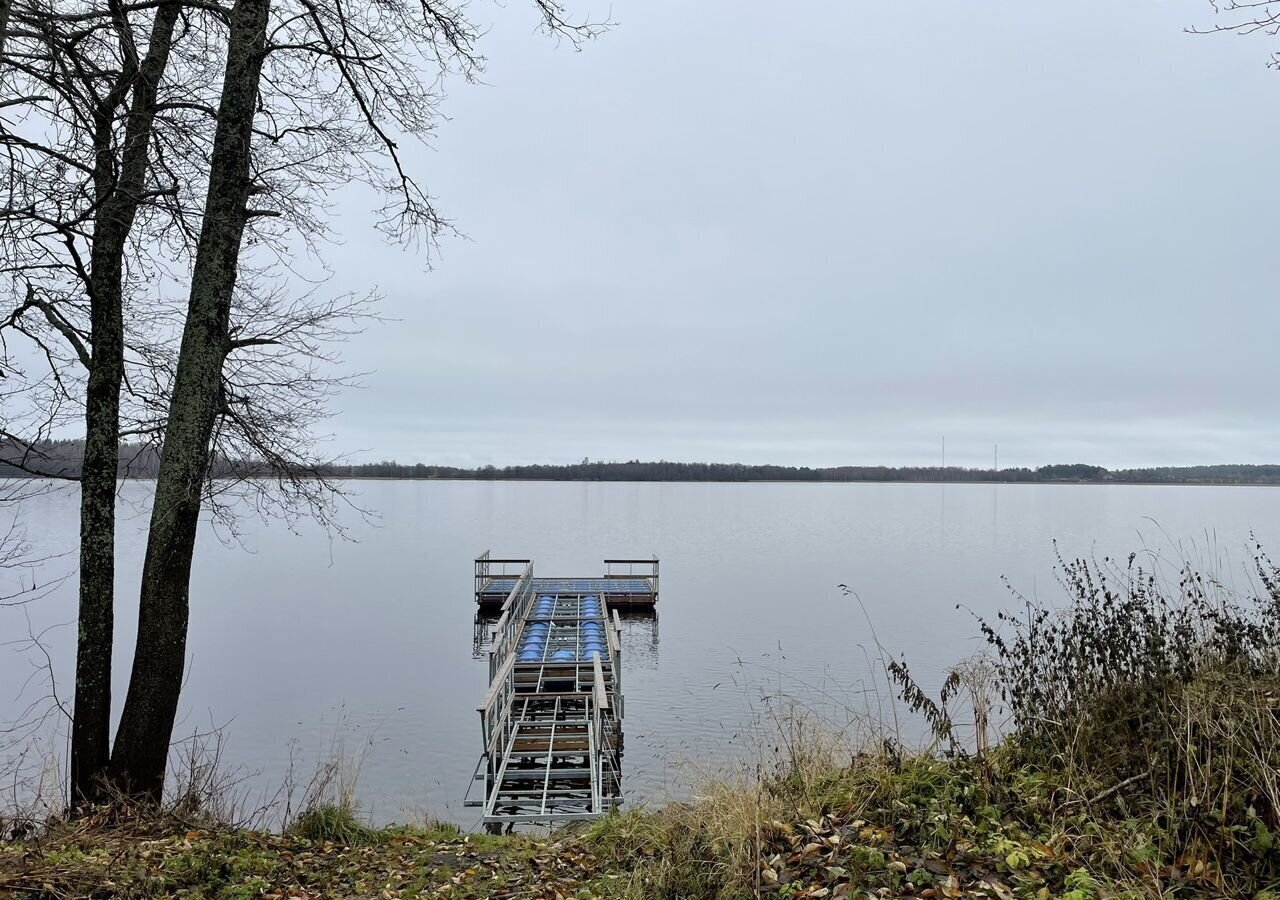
[466,560,630,828]
[475,552,659,609]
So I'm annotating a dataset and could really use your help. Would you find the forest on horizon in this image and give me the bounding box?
[3,439,1280,484]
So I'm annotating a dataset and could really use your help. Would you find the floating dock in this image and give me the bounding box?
[475,552,659,609]
[466,560,630,829]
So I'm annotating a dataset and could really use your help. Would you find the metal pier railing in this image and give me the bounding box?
[465,561,624,828]
[474,552,659,609]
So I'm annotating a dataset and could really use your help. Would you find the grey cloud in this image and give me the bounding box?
[307,0,1280,468]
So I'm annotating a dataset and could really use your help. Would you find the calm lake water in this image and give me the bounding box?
[2,480,1278,826]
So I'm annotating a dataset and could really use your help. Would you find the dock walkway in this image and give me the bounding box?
[467,559,638,828]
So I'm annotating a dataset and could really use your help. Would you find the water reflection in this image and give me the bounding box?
[472,610,499,659]
[616,610,660,669]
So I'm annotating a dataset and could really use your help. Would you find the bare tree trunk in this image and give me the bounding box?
[108,0,268,801]
[0,0,12,54]
[70,3,180,807]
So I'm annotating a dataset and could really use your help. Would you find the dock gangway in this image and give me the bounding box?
[466,562,625,828]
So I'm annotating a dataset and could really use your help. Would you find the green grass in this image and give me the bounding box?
[287,801,378,846]
[0,818,605,899]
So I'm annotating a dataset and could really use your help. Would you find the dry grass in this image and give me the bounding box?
[588,780,784,898]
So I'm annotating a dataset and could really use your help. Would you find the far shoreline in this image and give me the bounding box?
[6,474,1280,487]
[330,476,1280,488]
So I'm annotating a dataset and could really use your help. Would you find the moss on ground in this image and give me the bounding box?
[0,818,614,899]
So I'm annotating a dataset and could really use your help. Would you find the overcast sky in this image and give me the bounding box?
[314,0,1280,469]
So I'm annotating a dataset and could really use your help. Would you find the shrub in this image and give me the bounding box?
[955,542,1280,894]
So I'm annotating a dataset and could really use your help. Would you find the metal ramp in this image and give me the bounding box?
[466,563,624,828]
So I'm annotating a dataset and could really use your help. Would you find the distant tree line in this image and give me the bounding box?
[327,460,1280,484]
[8,441,1280,485]
[0,439,276,480]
